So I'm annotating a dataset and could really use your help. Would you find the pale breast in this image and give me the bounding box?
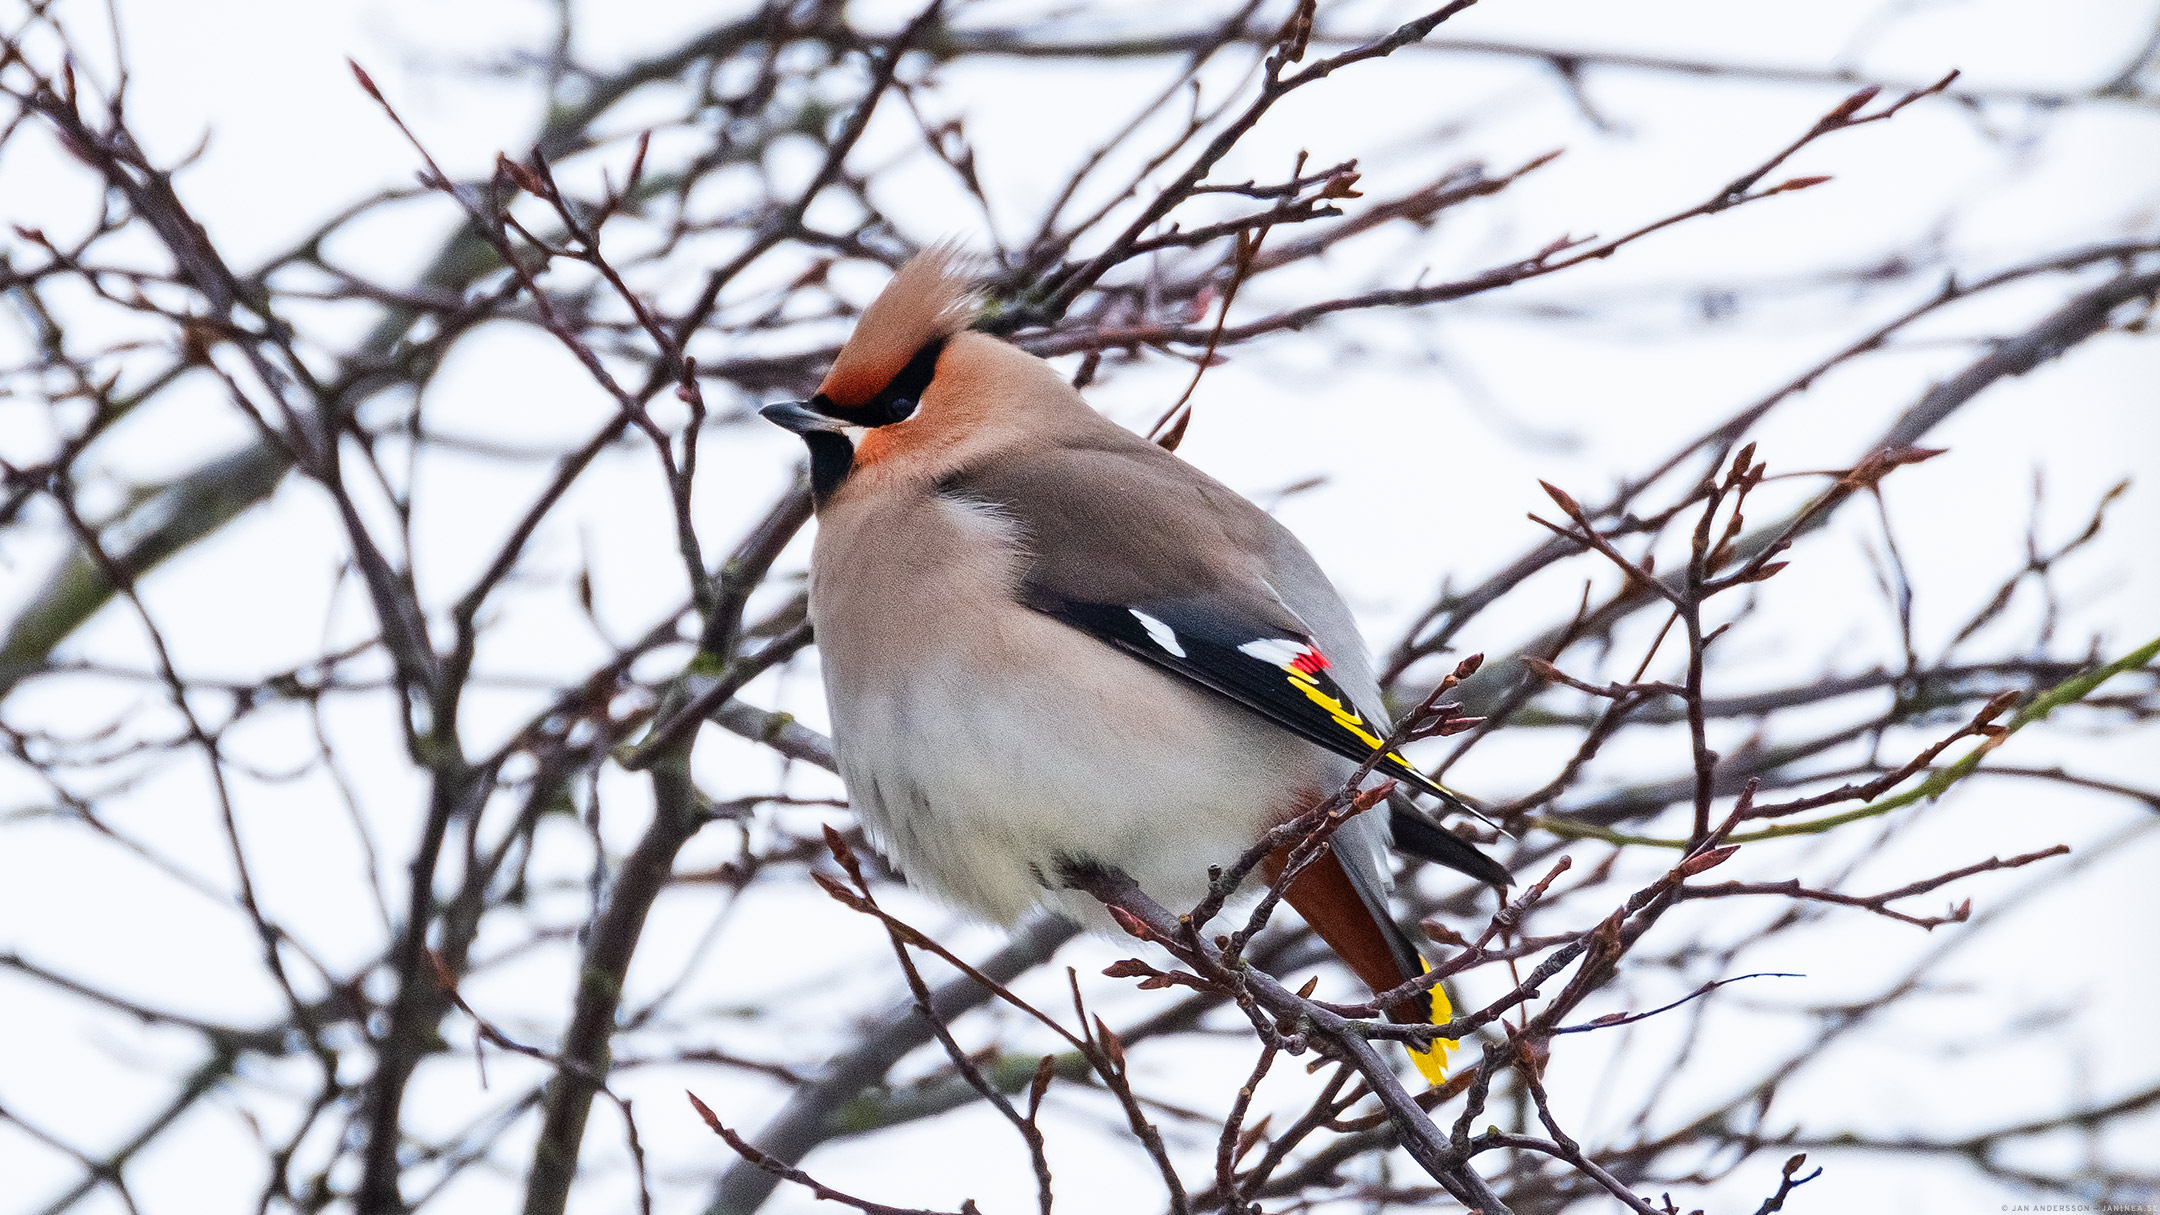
[809,489,1343,925]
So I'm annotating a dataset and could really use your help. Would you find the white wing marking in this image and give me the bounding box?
[1237,637,1307,668]
[1129,608,1187,658]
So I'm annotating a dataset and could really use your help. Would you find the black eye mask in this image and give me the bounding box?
[807,337,945,430]
[771,337,948,501]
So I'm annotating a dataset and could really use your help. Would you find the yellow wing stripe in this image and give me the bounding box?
[1285,670,1431,785]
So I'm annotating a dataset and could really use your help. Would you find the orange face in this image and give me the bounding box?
[848,417,906,471]
[842,343,982,478]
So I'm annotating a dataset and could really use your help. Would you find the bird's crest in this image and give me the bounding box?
[820,245,977,408]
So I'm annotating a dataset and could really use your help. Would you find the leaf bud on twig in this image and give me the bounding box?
[347,58,384,102]
[1826,85,1882,122]
[1678,844,1740,877]
[1539,479,1588,522]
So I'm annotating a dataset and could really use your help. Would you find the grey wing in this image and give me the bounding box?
[938,431,1407,902]
[942,431,1510,887]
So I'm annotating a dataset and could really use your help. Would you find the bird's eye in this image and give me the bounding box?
[886,397,918,424]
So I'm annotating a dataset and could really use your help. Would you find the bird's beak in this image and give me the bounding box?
[760,400,847,434]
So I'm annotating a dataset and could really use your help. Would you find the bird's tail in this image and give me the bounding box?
[1269,846,1457,1083]
[1403,954,1456,1085]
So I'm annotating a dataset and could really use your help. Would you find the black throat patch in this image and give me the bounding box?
[805,431,855,502]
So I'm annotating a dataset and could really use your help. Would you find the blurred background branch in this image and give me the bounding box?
[1,0,2154,1212]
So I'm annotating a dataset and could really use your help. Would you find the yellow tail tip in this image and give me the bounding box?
[1409,1039,1454,1085]
[1407,960,1458,1085]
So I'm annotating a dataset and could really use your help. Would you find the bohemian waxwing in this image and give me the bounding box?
[762,248,1510,1082]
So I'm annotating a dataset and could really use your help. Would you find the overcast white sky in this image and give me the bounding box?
[2,1,2156,1212]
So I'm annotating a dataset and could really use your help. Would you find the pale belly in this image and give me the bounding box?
[809,487,1356,926]
[824,611,1344,927]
